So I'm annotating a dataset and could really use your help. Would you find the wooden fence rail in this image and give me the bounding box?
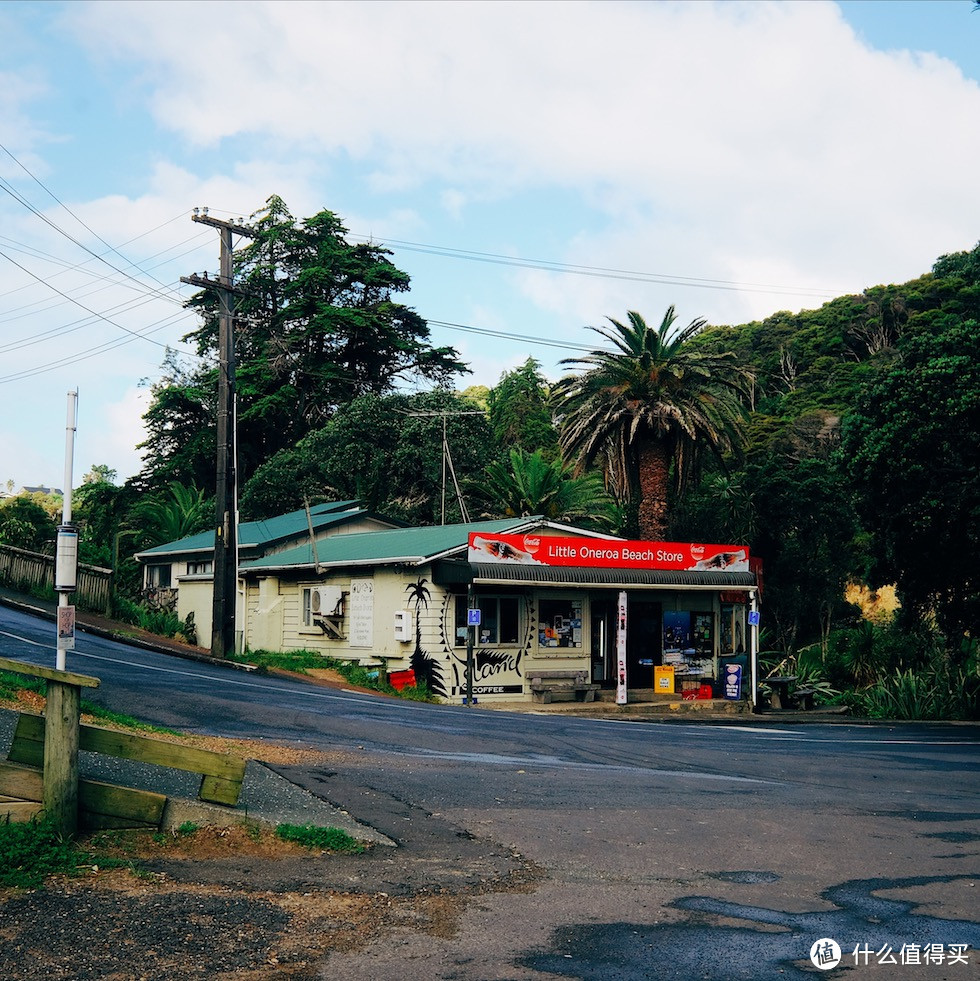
[0,543,113,614]
[0,656,245,834]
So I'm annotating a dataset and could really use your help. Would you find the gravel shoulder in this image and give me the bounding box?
[0,725,540,980]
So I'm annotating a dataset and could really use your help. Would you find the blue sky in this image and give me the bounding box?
[1,0,979,490]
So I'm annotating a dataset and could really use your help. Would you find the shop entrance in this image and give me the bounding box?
[625,598,662,689]
[590,598,616,685]
[591,596,663,688]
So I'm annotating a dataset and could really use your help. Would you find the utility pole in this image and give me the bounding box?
[404,409,484,524]
[181,210,256,658]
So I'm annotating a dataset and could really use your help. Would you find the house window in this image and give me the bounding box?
[454,596,520,646]
[146,564,171,588]
[186,560,213,576]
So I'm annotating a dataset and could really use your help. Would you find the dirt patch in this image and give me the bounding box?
[0,743,542,979]
[0,820,540,980]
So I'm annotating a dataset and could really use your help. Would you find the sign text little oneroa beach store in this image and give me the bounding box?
[468,533,750,573]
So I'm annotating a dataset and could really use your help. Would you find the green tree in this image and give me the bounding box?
[0,497,58,552]
[73,479,137,569]
[555,307,752,540]
[131,482,211,547]
[487,358,558,457]
[141,196,468,490]
[240,390,492,525]
[749,455,858,654]
[474,448,619,531]
[840,314,980,650]
[82,464,118,486]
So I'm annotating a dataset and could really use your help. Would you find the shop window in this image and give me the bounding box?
[663,610,714,678]
[537,597,583,649]
[454,596,520,646]
[720,604,746,654]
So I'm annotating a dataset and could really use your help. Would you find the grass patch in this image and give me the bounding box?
[275,823,365,853]
[0,670,46,703]
[0,818,77,888]
[0,818,130,888]
[230,648,328,675]
[0,669,178,737]
[79,700,181,737]
[234,649,438,702]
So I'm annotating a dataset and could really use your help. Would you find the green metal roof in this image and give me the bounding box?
[241,517,549,573]
[136,500,368,558]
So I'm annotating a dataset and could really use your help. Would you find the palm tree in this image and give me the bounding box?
[475,448,620,531]
[555,307,752,541]
[135,482,211,545]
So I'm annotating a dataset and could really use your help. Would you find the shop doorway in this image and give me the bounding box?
[590,598,616,685]
[625,598,662,689]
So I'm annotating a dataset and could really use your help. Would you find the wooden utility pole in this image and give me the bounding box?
[182,211,256,658]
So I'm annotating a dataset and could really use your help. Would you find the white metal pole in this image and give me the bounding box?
[56,391,78,670]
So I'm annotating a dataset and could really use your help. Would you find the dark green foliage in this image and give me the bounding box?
[840,314,980,646]
[487,357,559,457]
[0,818,78,888]
[130,482,211,547]
[749,455,859,653]
[846,666,980,721]
[241,389,491,524]
[141,196,467,491]
[472,447,620,531]
[73,479,138,569]
[0,497,58,552]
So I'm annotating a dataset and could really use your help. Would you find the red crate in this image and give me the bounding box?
[389,668,417,691]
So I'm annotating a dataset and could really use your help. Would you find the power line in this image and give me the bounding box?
[354,234,844,300]
[425,318,595,354]
[0,142,188,307]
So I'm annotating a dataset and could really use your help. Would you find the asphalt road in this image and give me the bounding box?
[2,605,979,980]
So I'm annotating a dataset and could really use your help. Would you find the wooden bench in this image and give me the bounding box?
[528,669,600,704]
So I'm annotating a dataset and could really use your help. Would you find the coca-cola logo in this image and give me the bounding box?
[690,544,705,561]
[523,535,541,555]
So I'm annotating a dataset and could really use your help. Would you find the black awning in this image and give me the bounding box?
[469,563,757,590]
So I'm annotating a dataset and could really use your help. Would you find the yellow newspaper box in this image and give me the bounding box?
[654,665,675,693]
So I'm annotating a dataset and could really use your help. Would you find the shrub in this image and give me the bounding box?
[0,818,78,888]
[847,666,980,721]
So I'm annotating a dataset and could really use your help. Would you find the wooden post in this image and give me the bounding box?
[43,680,81,836]
[0,656,99,838]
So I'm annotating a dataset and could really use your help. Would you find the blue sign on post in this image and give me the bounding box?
[748,610,761,626]
[467,608,481,626]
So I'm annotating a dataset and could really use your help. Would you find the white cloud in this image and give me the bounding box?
[60,0,980,325]
[4,0,979,486]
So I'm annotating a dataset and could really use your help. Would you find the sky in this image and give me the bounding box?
[1,0,979,493]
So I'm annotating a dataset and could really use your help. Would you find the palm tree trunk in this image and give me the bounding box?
[636,440,671,540]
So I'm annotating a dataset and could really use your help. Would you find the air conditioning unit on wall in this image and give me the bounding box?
[311,585,344,618]
[393,610,413,642]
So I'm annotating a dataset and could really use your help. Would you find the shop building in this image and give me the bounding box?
[137,503,760,705]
